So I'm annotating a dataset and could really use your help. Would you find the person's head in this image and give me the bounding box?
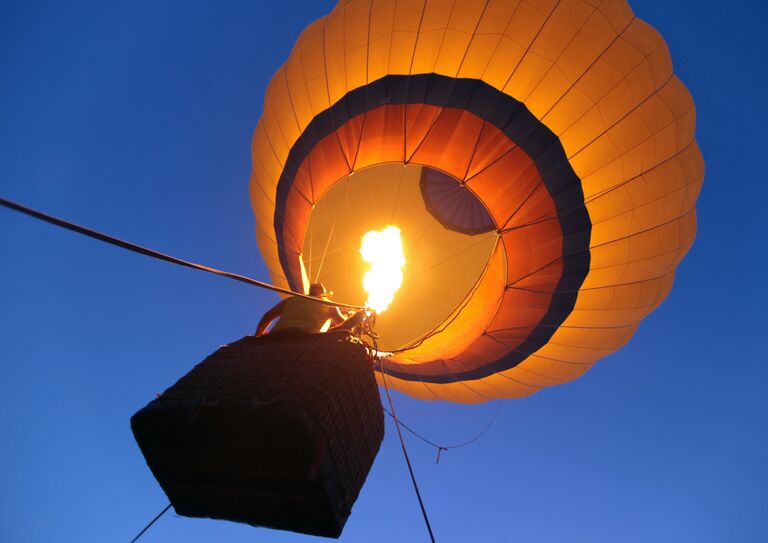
[309,282,332,298]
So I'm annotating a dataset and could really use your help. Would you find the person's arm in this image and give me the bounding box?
[255,299,288,336]
[328,305,347,326]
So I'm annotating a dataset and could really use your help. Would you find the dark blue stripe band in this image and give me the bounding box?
[271,73,591,383]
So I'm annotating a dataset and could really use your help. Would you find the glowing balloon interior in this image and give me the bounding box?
[249,0,704,403]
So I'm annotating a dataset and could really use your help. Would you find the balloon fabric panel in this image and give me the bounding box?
[249,0,703,402]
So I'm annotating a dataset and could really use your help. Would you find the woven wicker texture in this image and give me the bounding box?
[131,332,384,538]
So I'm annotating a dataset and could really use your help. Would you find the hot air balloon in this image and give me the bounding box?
[252,0,703,403]
[133,0,703,538]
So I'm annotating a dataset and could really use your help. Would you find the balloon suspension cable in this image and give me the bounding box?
[314,221,335,283]
[385,251,488,356]
[359,304,502,463]
[381,400,503,464]
[0,197,364,310]
[359,320,436,543]
[129,503,171,543]
[4,195,496,539]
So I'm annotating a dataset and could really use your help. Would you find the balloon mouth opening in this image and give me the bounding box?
[300,163,498,352]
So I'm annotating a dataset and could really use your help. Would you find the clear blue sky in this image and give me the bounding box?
[1,1,766,542]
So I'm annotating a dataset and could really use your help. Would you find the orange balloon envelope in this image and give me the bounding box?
[249,0,704,403]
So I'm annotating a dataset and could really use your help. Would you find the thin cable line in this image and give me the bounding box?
[0,197,363,310]
[381,400,503,459]
[313,221,335,283]
[390,164,407,222]
[308,218,313,281]
[404,218,436,260]
[389,236,499,355]
[321,9,354,175]
[380,365,437,543]
[409,235,493,276]
[303,239,357,264]
[401,0,429,162]
[129,503,171,543]
[405,0,489,165]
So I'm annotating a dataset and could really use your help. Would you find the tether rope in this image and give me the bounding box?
[1,196,474,541]
[0,197,364,310]
[380,364,437,543]
[359,325,436,543]
[129,503,171,543]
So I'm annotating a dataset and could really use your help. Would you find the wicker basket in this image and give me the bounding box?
[131,332,384,538]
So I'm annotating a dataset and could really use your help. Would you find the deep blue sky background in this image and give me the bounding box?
[1,1,766,542]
